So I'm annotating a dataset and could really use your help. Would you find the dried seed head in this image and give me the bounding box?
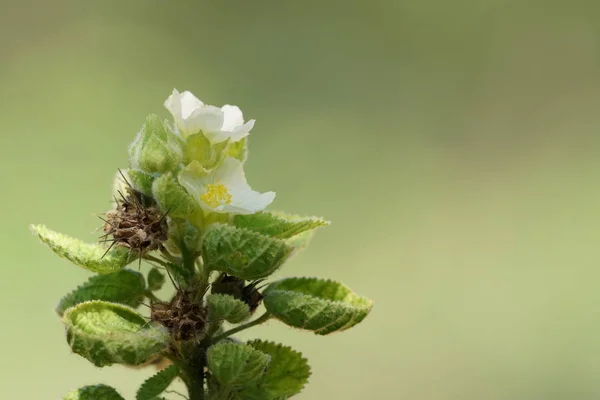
[151,290,207,342]
[102,183,168,257]
[211,273,264,314]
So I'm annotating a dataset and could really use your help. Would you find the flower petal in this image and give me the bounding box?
[214,157,246,186]
[179,91,204,119]
[178,164,208,205]
[226,187,276,215]
[164,89,184,121]
[164,89,203,123]
[179,157,275,215]
[185,106,225,139]
[221,105,244,131]
[228,119,255,142]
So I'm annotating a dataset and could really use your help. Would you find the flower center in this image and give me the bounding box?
[201,183,232,208]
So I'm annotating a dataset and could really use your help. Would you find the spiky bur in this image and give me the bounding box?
[102,182,168,259]
[151,290,208,342]
[31,89,373,400]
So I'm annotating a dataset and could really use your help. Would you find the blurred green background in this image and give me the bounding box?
[3,0,600,398]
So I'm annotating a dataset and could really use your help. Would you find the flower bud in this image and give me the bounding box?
[128,114,185,174]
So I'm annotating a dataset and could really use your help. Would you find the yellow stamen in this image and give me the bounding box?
[201,183,232,208]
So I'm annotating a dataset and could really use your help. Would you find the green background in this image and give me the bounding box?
[3,0,600,398]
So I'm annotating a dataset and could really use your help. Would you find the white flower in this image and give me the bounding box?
[164,89,255,144]
[179,157,275,215]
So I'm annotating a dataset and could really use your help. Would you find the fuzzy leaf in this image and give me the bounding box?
[285,229,315,253]
[147,267,166,291]
[63,384,125,400]
[207,342,270,388]
[56,269,146,316]
[207,293,250,324]
[152,172,201,220]
[236,340,310,400]
[128,169,155,196]
[129,114,185,174]
[263,277,373,335]
[63,301,169,367]
[233,212,330,239]
[136,364,180,400]
[202,224,294,280]
[31,225,131,273]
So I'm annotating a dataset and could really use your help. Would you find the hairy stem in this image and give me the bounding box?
[178,346,206,400]
[179,238,196,279]
[211,312,272,343]
[187,376,205,400]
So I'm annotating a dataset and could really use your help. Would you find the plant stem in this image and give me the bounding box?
[144,254,172,268]
[144,290,161,303]
[178,351,206,400]
[211,312,272,343]
[187,377,205,400]
[179,238,196,278]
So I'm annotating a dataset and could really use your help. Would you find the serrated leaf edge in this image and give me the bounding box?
[136,364,180,400]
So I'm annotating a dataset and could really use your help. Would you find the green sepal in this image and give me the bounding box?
[185,133,229,170]
[235,340,310,400]
[207,342,270,389]
[226,137,248,162]
[127,169,155,196]
[152,172,202,220]
[202,224,294,280]
[63,384,125,400]
[31,225,131,273]
[147,267,166,291]
[263,277,373,335]
[63,301,169,367]
[129,114,185,174]
[207,293,250,324]
[56,269,146,316]
[136,364,180,400]
[233,212,330,239]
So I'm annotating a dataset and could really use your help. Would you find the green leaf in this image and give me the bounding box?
[56,269,146,316]
[207,293,250,324]
[129,114,185,174]
[233,212,330,240]
[63,300,169,367]
[31,225,131,273]
[147,267,166,291]
[263,277,373,335]
[236,340,310,400]
[152,172,201,220]
[207,342,270,389]
[127,169,155,196]
[284,229,315,253]
[226,137,248,162]
[63,384,125,400]
[136,364,180,400]
[202,224,294,280]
